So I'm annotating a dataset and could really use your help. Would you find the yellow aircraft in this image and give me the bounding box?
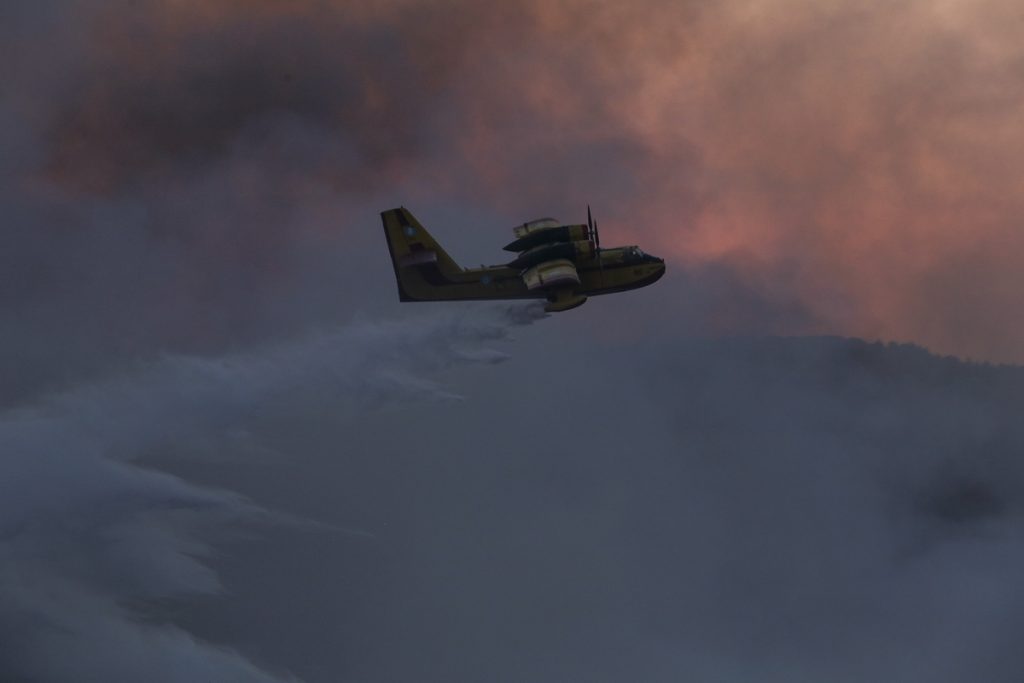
[381,207,665,312]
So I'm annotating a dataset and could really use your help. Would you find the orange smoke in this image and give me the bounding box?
[34,0,1024,361]
[434,0,1024,360]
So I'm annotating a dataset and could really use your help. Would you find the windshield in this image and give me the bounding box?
[618,246,661,264]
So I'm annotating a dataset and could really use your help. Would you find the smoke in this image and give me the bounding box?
[6,0,1024,372]
[208,333,1024,683]
[0,303,546,683]
[4,0,1024,679]
[628,337,1024,681]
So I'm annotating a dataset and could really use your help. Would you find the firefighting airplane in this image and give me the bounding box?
[381,207,664,312]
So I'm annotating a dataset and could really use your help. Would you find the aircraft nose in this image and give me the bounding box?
[650,259,666,283]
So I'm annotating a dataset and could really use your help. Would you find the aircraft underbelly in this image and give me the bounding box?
[577,263,664,296]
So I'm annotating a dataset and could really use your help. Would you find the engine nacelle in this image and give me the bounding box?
[512,218,561,239]
[507,240,595,269]
[522,258,581,291]
[503,224,591,252]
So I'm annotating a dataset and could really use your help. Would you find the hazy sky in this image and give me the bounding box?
[3,1,1024,681]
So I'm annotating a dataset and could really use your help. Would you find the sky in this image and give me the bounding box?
[3,0,1024,681]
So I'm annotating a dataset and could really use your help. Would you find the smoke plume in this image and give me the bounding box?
[0,304,545,682]
[4,0,1024,375]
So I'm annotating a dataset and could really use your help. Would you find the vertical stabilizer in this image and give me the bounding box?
[381,207,464,301]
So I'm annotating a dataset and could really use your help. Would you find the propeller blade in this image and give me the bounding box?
[588,205,604,282]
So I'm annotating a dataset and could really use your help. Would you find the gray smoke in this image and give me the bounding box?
[168,333,1024,683]
[0,304,546,683]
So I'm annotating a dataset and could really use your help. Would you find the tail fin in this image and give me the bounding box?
[381,207,464,301]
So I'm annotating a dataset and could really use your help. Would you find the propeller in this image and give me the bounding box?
[588,204,604,281]
[587,204,601,249]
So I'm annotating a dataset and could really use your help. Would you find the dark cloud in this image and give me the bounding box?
[40,5,425,193]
